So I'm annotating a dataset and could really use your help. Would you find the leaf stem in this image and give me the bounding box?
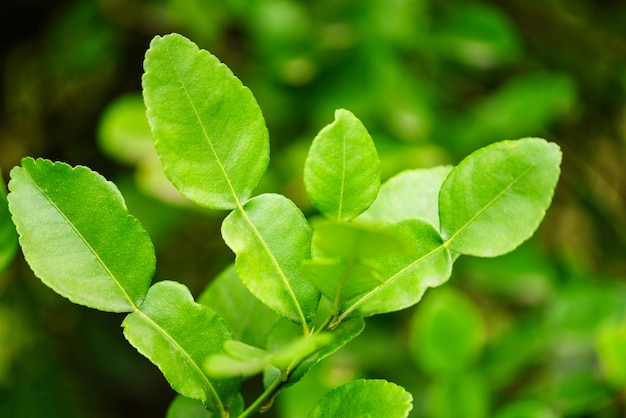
[237,375,284,418]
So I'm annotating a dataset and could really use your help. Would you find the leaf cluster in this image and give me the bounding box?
[6,34,561,417]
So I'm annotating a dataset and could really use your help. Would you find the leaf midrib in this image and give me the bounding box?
[165,41,240,206]
[133,308,225,414]
[25,169,136,310]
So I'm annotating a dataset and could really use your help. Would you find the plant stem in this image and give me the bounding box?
[237,375,284,418]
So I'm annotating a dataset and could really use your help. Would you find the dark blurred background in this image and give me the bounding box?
[1,0,625,417]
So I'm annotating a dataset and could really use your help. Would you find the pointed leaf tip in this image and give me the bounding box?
[304,109,380,221]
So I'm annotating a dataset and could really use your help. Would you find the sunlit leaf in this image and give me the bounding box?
[358,166,452,228]
[7,158,154,312]
[439,138,561,257]
[304,109,380,221]
[122,281,240,413]
[595,318,626,388]
[198,264,281,348]
[143,33,269,209]
[308,379,413,418]
[222,193,319,329]
[0,169,17,274]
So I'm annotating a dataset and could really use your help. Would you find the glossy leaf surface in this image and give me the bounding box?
[308,379,413,418]
[0,169,17,274]
[304,109,380,221]
[340,219,452,319]
[123,281,240,413]
[222,194,319,328]
[312,221,407,259]
[198,264,280,348]
[439,138,561,257]
[358,166,452,228]
[8,158,154,312]
[143,33,269,209]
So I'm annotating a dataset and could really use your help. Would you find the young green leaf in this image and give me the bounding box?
[338,219,452,320]
[122,281,240,414]
[0,168,17,274]
[304,109,380,221]
[222,194,319,330]
[198,264,281,348]
[439,138,561,257]
[142,33,269,209]
[308,379,413,418]
[357,166,453,228]
[595,318,626,388]
[7,158,154,312]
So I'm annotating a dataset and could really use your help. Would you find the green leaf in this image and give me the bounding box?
[338,219,452,320]
[122,281,240,414]
[7,158,154,312]
[198,264,281,348]
[0,169,17,275]
[308,379,413,418]
[311,221,407,259]
[304,109,380,221]
[357,166,452,228]
[410,288,486,374]
[142,33,269,209]
[439,138,561,257]
[222,193,319,329]
[427,374,489,418]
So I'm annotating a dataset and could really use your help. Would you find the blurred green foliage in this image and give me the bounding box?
[1,0,625,417]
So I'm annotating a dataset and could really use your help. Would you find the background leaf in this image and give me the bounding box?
[439,138,561,257]
[0,168,17,274]
[122,281,240,414]
[7,158,154,312]
[142,33,269,209]
[308,379,412,418]
[357,166,452,228]
[410,287,486,374]
[222,193,319,329]
[304,109,380,221]
[166,394,244,418]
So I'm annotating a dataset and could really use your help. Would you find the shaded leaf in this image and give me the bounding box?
[439,138,561,257]
[143,33,269,209]
[308,379,413,418]
[198,264,281,348]
[304,109,380,221]
[122,281,240,413]
[222,194,319,329]
[357,166,452,228]
[7,158,154,312]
